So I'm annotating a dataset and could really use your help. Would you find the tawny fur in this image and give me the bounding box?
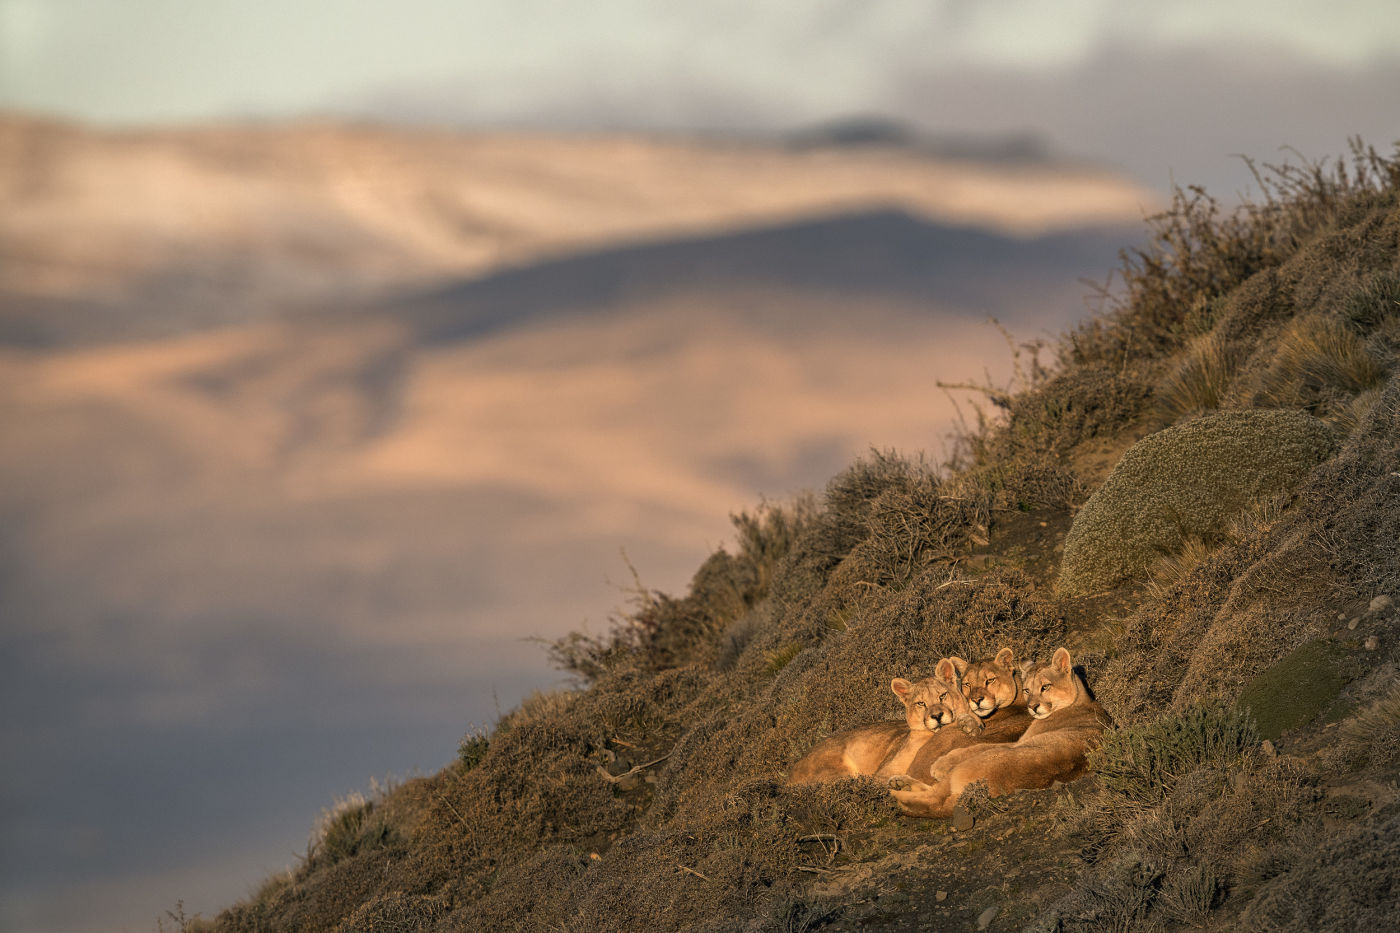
[955,646,1026,719]
[894,647,1032,786]
[888,647,1110,817]
[786,659,982,785]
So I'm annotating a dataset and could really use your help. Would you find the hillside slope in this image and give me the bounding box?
[196,145,1400,932]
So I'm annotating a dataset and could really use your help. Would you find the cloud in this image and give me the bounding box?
[886,39,1400,193]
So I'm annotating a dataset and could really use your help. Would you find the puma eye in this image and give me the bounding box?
[939,692,947,702]
[1041,684,1051,693]
[986,677,996,685]
[915,701,926,708]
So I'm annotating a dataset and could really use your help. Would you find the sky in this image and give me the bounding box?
[2,0,1399,192]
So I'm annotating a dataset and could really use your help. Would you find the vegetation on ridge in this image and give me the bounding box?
[189,142,1400,932]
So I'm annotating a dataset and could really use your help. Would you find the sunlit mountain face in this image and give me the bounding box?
[0,115,1153,932]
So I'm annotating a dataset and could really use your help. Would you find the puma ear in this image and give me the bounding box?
[891,677,912,700]
[1052,646,1072,673]
[948,656,969,679]
[1015,659,1035,678]
[994,647,1015,669]
[935,658,958,683]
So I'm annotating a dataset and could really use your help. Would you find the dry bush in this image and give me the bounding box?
[1066,142,1400,369]
[1337,678,1400,772]
[1239,813,1400,932]
[1050,754,1320,931]
[1343,268,1400,330]
[1090,703,1258,807]
[548,498,818,681]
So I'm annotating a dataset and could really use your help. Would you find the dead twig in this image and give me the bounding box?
[596,750,674,785]
[796,833,844,860]
[677,864,710,881]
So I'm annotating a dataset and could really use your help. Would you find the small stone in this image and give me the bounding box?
[1370,595,1394,614]
[1365,635,1380,651]
[935,890,948,902]
[1339,613,1349,622]
[951,804,976,832]
[1261,739,1278,758]
[1349,617,1362,629]
[977,905,1000,930]
[589,852,602,861]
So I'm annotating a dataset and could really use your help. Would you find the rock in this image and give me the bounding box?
[1349,617,1361,630]
[951,803,976,832]
[1339,613,1349,622]
[935,890,948,902]
[1058,410,1336,596]
[1261,739,1278,758]
[977,905,1000,930]
[1365,636,1380,651]
[1370,595,1394,614]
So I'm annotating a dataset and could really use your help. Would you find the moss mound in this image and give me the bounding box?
[1235,637,1348,740]
[1057,409,1337,597]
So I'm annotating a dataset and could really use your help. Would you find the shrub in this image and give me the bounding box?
[547,499,817,680]
[1091,704,1259,806]
[1058,409,1337,596]
[457,729,489,771]
[305,792,393,871]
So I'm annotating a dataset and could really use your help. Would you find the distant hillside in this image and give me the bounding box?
[785,116,1052,164]
[398,209,1134,344]
[0,113,1152,343]
[194,144,1400,931]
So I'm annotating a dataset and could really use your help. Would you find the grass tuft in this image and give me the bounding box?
[1156,330,1238,423]
[764,641,804,675]
[1344,268,1400,330]
[1259,313,1386,412]
[305,791,393,870]
[1338,679,1400,770]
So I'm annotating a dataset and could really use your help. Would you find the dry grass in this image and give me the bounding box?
[1259,313,1387,412]
[1144,535,1219,598]
[1155,330,1238,423]
[1067,141,1400,368]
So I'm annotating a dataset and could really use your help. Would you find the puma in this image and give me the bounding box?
[786,659,981,785]
[887,647,1109,817]
[898,647,1033,786]
[954,647,1026,719]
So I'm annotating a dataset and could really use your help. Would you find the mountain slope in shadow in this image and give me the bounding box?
[396,207,1138,344]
